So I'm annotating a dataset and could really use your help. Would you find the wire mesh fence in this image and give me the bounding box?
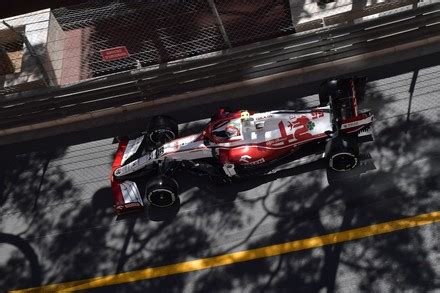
[0,0,426,96]
[52,0,294,79]
[0,0,295,95]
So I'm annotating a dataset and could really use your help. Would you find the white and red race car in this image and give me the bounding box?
[111,78,373,216]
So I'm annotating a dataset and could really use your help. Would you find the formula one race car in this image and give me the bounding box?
[111,77,373,216]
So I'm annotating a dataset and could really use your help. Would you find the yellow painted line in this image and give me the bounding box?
[11,211,440,293]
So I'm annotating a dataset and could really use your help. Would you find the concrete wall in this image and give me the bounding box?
[60,27,93,85]
[0,9,49,92]
[45,12,65,86]
[0,9,66,94]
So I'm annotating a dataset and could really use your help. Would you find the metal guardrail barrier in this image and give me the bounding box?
[1,3,440,133]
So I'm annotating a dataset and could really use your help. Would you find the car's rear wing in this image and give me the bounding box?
[340,112,374,134]
[339,77,373,136]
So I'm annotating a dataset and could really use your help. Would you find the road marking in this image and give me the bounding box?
[11,211,440,292]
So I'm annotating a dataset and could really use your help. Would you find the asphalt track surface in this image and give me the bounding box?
[1,61,440,292]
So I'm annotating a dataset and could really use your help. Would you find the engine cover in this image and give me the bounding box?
[218,145,292,166]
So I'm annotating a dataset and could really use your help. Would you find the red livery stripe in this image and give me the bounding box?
[110,140,128,212]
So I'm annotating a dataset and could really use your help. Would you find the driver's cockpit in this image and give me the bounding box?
[208,110,263,143]
[212,118,242,141]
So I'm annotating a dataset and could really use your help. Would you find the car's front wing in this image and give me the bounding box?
[111,139,144,215]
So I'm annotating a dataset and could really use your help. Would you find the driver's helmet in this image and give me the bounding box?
[240,110,250,121]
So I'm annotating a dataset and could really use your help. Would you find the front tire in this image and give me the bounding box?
[147,116,178,147]
[144,176,179,208]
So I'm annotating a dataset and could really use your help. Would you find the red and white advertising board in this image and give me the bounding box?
[100,46,130,62]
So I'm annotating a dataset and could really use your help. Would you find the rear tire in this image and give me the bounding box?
[326,134,359,185]
[144,176,179,208]
[148,116,178,147]
[354,77,367,106]
[319,79,338,106]
[328,152,358,172]
[326,134,359,170]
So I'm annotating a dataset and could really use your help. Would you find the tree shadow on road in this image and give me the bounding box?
[0,146,77,290]
[86,81,440,292]
[2,76,440,292]
[189,80,440,292]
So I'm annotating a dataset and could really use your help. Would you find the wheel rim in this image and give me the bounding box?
[149,129,175,145]
[330,152,358,172]
[147,189,176,208]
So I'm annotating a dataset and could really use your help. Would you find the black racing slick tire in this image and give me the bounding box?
[353,77,367,106]
[328,152,358,172]
[144,176,179,208]
[318,79,338,106]
[147,116,178,147]
[326,134,359,173]
[326,134,360,186]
